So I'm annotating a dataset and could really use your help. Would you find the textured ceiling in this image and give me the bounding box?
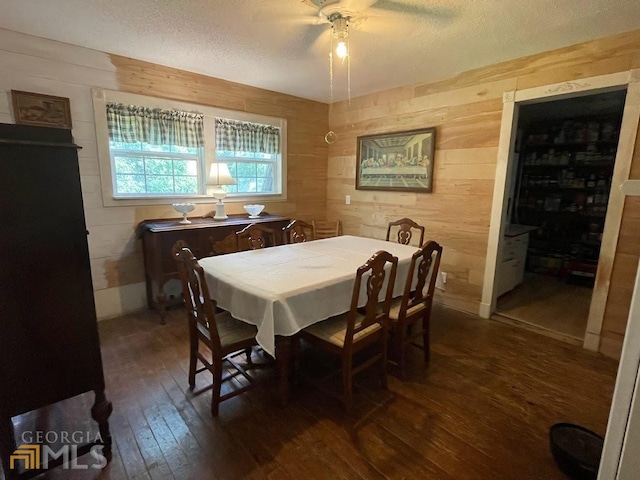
[1,0,640,103]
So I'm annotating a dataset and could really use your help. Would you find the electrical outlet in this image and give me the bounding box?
[345,194,351,205]
[435,271,446,291]
[441,272,447,284]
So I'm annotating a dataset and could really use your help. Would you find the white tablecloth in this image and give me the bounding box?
[198,235,419,356]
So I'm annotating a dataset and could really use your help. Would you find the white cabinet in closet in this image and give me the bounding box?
[496,225,534,297]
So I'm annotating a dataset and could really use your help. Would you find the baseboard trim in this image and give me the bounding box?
[491,313,584,346]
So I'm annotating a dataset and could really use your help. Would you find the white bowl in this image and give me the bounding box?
[243,204,265,218]
[172,203,196,224]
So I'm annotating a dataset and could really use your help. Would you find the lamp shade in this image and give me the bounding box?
[207,163,236,186]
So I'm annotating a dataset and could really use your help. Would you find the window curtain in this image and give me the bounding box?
[215,118,280,154]
[106,103,204,148]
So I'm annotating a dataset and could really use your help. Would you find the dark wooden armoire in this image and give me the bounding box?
[0,123,112,478]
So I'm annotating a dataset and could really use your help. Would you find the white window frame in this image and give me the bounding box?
[92,88,287,207]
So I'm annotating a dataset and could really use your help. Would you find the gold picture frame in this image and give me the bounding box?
[356,127,436,193]
[11,90,72,129]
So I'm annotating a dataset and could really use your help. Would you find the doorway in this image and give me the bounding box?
[480,70,640,353]
[494,91,627,342]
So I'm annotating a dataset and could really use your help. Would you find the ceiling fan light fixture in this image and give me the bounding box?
[324,11,352,144]
[330,15,349,59]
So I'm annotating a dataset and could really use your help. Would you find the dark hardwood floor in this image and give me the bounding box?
[6,304,619,480]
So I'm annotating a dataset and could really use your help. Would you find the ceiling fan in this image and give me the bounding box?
[290,0,458,56]
[298,1,457,27]
[300,0,456,20]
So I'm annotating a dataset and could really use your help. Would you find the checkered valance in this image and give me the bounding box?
[106,103,204,148]
[215,118,280,154]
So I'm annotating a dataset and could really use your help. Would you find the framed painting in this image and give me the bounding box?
[11,90,72,129]
[356,127,435,193]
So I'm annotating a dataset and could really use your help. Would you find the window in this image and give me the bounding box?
[215,118,281,195]
[93,89,287,206]
[110,142,201,196]
[106,103,205,198]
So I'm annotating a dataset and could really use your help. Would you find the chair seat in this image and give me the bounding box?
[388,297,426,322]
[197,310,257,349]
[303,312,381,347]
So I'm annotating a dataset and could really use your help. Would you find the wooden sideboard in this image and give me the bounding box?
[136,214,290,322]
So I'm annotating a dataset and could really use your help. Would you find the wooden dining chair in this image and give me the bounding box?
[171,239,191,259]
[299,250,398,410]
[312,219,341,239]
[174,246,259,416]
[236,223,276,250]
[209,232,239,256]
[386,217,425,246]
[389,240,442,378]
[282,219,314,244]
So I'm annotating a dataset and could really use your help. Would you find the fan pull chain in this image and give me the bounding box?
[347,33,351,105]
[325,35,337,144]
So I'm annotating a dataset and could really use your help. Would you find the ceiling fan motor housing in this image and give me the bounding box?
[317,0,356,21]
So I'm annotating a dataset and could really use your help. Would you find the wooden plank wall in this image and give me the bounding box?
[327,29,640,357]
[0,28,328,319]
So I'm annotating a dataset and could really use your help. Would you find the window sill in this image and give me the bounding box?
[102,193,286,207]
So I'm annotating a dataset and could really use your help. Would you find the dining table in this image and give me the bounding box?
[198,235,420,405]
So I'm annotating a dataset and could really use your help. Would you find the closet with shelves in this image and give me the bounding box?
[515,116,620,283]
[495,89,627,342]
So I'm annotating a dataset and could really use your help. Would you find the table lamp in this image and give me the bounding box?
[207,163,236,220]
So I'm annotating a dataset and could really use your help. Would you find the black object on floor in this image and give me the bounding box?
[550,423,604,480]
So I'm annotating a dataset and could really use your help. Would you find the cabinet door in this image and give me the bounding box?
[496,259,515,296]
[0,141,104,416]
[501,237,516,262]
[513,234,529,285]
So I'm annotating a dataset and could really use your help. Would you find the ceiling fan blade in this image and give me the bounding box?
[350,13,408,36]
[252,9,324,27]
[302,0,381,17]
[369,0,459,23]
[300,0,322,9]
[338,0,380,12]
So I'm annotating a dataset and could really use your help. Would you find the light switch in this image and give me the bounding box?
[345,195,351,205]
